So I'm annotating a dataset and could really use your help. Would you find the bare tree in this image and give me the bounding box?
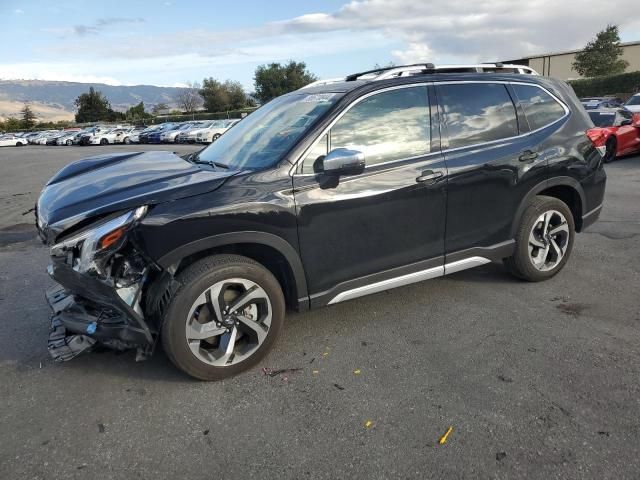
[175,81,203,113]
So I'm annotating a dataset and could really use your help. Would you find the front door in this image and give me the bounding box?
[292,84,448,306]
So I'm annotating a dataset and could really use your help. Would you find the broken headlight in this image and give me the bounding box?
[50,206,147,274]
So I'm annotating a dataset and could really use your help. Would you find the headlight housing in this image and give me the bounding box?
[51,206,147,273]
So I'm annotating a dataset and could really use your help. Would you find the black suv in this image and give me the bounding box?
[36,64,606,380]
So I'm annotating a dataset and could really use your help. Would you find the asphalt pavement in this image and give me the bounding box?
[1,145,639,479]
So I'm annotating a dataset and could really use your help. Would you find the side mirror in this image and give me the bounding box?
[620,119,633,126]
[321,148,365,175]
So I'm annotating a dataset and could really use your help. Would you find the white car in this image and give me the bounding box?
[624,93,640,113]
[177,121,215,143]
[195,119,240,143]
[56,131,83,146]
[118,127,144,144]
[32,131,61,145]
[89,127,135,145]
[160,123,198,143]
[0,135,28,147]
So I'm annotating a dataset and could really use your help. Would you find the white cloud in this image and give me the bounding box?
[0,63,123,85]
[392,43,433,64]
[14,9,24,14]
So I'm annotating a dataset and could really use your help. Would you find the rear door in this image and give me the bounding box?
[292,84,448,305]
[436,81,559,259]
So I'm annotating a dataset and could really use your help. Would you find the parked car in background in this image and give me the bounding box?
[56,131,86,146]
[88,127,136,145]
[119,126,144,144]
[195,119,240,143]
[160,123,196,143]
[46,133,65,145]
[36,65,606,380]
[177,121,214,143]
[139,123,176,143]
[33,131,61,145]
[624,93,640,113]
[79,126,112,145]
[0,134,28,147]
[586,109,640,162]
[580,97,625,110]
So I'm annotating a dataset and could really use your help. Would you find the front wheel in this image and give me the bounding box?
[161,254,285,380]
[123,137,131,144]
[100,138,108,145]
[504,196,575,282]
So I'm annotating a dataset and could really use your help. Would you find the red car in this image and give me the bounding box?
[586,109,640,162]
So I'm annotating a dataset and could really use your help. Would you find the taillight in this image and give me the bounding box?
[586,128,607,156]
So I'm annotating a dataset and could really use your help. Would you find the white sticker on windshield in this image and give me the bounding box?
[300,93,337,103]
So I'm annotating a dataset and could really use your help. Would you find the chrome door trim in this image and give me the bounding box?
[327,255,492,304]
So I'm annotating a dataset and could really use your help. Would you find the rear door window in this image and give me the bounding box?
[512,84,566,131]
[438,83,518,149]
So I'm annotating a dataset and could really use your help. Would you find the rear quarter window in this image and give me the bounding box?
[512,84,566,131]
[438,83,518,149]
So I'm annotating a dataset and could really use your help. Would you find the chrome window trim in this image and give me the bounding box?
[290,80,570,177]
[290,82,433,177]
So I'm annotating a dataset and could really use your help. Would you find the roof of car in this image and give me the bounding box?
[297,72,553,96]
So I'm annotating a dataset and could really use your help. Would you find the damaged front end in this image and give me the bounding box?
[43,206,160,362]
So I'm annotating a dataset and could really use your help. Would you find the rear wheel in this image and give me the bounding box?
[66,139,73,146]
[212,133,221,142]
[123,137,131,144]
[603,137,617,163]
[504,196,575,281]
[161,254,285,380]
[100,138,108,145]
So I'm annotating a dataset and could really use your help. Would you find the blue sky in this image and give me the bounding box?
[2,0,639,88]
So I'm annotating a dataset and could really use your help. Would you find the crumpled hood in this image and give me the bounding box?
[36,150,236,243]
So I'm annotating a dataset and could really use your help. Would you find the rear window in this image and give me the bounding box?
[438,83,518,149]
[512,84,566,130]
[588,111,616,127]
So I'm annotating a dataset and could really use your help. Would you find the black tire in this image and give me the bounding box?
[123,137,131,145]
[603,137,617,163]
[503,195,575,282]
[212,133,221,142]
[66,139,73,146]
[161,254,286,381]
[16,142,24,146]
[100,138,108,145]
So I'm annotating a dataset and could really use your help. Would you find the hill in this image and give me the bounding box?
[0,79,188,121]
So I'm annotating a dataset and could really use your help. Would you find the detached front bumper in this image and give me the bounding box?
[45,256,154,361]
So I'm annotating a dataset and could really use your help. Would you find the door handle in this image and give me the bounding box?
[519,150,539,163]
[416,170,444,184]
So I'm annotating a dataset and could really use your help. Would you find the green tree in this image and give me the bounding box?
[152,102,168,115]
[200,78,228,112]
[125,101,149,120]
[572,25,630,77]
[200,79,253,112]
[253,61,317,103]
[20,104,37,129]
[2,117,23,132]
[74,87,112,122]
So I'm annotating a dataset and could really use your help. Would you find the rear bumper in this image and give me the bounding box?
[581,203,603,230]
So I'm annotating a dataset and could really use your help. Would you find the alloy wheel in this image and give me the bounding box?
[528,210,570,271]
[185,278,272,367]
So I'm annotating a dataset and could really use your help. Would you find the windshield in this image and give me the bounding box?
[195,92,339,170]
[588,111,616,127]
[626,96,640,106]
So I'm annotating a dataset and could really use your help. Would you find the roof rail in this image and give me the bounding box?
[345,63,435,82]
[298,63,539,91]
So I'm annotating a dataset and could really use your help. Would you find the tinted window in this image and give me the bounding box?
[588,111,616,127]
[328,86,430,167]
[439,83,518,149]
[512,84,566,131]
[626,95,640,106]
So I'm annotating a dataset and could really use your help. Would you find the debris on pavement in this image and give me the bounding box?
[496,451,507,461]
[312,370,319,375]
[353,369,361,375]
[333,383,345,390]
[364,420,374,429]
[97,423,105,433]
[497,374,513,383]
[261,367,302,377]
[439,426,453,445]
